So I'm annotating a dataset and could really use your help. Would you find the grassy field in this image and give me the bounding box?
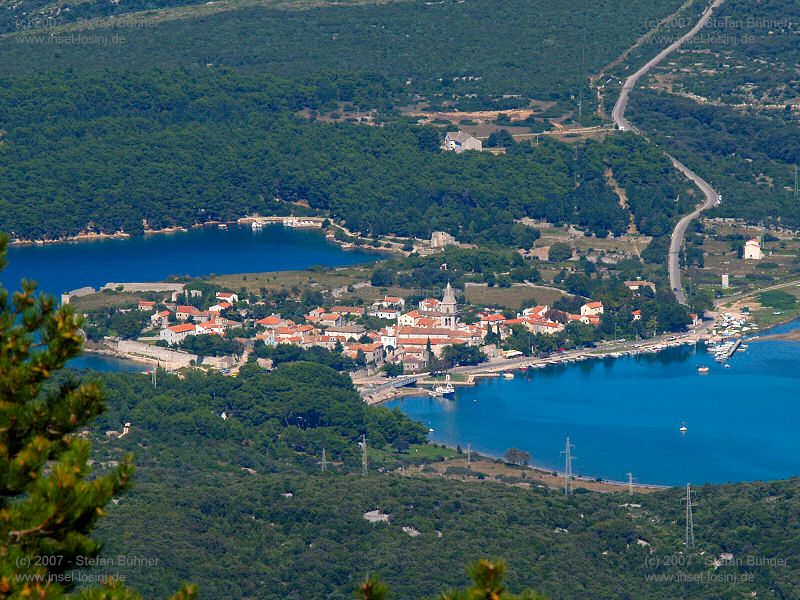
[207,266,374,295]
[70,291,148,311]
[464,284,565,310]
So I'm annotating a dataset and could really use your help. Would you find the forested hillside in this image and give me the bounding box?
[81,363,800,599]
[0,70,691,243]
[629,90,800,228]
[0,0,685,108]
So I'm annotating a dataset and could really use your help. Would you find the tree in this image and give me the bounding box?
[0,236,196,600]
[548,243,572,262]
[381,363,404,378]
[440,345,487,368]
[504,448,531,467]
[370,268,394,287]
[356,560,548,599]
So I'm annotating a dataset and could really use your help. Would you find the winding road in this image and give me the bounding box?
[611,0,725,304]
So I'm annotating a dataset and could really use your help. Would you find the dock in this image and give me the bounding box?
[723,338,742,361]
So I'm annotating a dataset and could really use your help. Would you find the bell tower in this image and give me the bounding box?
[440,282,459,330]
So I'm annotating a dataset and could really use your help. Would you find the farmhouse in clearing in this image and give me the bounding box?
[442,131,483,153]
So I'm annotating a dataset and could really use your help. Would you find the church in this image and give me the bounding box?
[418,282,460,330]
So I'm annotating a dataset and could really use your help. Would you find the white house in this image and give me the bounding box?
[160,323,197,345]
[368,307,401,320]
[580,301,604,317]
[175,305,200,321]
[151,310,171,328]
[215,292,239,304]
[743,238,763,260]
[442,131,483,153]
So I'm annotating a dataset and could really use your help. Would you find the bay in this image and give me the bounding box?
[3,224,377,297]
[389,321,800,485]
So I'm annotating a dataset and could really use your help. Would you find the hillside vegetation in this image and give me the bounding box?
[81,363,800,599]
[0,70,692,244]
[0,0,685,109]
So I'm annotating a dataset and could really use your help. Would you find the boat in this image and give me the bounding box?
[502,372,514,379]
[724,364,731,369]
[430,374,455,397]
[697,366,710,374]
[218,223,228,230]
[679,422,688,433]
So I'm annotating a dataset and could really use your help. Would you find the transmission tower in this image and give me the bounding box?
[684,483,695,548]
[561,437,575,496]
[361,434,368,477]
[627,472,635,495]
[318,448,329,472]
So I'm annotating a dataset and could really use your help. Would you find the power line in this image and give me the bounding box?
[318,448,329,472]
[684,483,695,548]
[361,434,368,477]
[561,437,576,495]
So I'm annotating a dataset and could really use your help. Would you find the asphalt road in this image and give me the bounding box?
[667,157,719,304]
[611,0,725,304]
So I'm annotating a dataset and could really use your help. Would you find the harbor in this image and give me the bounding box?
[387,317,800,486]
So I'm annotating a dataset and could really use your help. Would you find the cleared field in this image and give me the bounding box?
[464,284,566,310]
[70,291,147,311]
[208,266,373,295]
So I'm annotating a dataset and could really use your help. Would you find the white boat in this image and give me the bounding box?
[680,422,688,433]
[697,366,710,374]
[218,223,228,230]
[502,372,514,379]
[432,375,455,397]
[724,364,731,369]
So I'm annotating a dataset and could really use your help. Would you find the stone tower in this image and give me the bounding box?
[440,282,459,330]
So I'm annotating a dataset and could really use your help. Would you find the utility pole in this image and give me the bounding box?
[627,472,635,495]
[361,434,368,477]
[318,448,329,472]
[684,483,695,548]
[561,437,575,496]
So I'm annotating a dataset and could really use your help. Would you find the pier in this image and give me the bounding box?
[723,338,742,361]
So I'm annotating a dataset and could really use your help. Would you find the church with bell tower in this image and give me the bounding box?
[440,282,459,330]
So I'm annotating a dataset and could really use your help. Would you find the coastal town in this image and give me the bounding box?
[71,267,767,405]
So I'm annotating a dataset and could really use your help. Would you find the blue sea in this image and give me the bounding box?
[1,224,378,373]
[389,321,800,485]
[2,224,377,297]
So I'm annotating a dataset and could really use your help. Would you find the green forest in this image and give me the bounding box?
[0,0,685,109]
[0,69,691,247]
[629,90,800,228]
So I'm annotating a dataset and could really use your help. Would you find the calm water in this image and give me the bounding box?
[389,321,800,485]
[1,224,376,372]
[3,225,377,297]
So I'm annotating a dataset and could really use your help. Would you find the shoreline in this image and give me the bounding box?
[429,443,671,493]
[8,215,406,258]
